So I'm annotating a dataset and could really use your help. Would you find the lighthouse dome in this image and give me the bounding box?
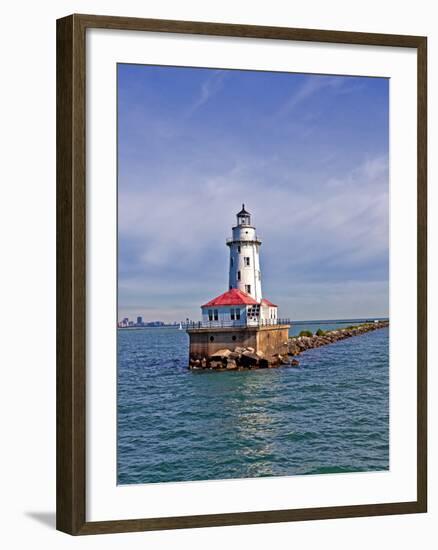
[236,204,251,226]
[237,204,251,216]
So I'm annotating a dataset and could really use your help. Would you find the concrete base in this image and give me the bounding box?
[186,324,290,361]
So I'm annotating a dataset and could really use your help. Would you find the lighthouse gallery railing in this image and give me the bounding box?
[185,318,291,330]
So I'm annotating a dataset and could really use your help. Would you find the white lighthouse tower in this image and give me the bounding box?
[227,204,262,301]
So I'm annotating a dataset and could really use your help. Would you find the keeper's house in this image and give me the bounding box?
[201,288,278,327]
[187,205,290,361]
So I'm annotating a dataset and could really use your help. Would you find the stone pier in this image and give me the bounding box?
[187,324,290,369]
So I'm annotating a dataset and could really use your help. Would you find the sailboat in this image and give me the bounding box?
[178,322,183,330]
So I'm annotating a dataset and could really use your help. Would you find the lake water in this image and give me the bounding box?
[117,320,389,484]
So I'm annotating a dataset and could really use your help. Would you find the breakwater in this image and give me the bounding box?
[189,320,389,371]
[287,320,389,356]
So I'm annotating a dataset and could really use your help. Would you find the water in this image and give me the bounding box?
[117,320,389,484]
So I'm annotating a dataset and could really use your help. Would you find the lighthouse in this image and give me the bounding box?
[186,205,290,366]
[227,204,262,301]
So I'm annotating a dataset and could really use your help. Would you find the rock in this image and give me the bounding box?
[240,352,259,367]
[210,349,232,359]
[246,346,255,353]
[255,350,265,358]
[290,359,300,366]
[225,359,238,370]
[271,353,288,366]
[259,358,269,368]
[287,340,300,355]
[234,346,246,354]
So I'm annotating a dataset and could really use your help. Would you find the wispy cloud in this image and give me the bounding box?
[185,70,228,118]
[276,75,359,118]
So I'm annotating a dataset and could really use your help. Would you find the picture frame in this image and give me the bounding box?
[56,13,427,535]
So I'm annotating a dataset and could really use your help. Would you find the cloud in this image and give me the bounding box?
[185,70,228,118]
[276,75,359,118]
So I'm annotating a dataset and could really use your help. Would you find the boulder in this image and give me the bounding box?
[271,353,288,365]
[239,352,259,367]
[225,359,238,370]
[287,341,300,355]
[210,349,232,360]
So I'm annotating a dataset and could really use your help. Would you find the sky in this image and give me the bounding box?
[117,64,389,322]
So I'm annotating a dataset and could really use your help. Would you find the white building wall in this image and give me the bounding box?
[201,304,278,327]
[201,306,246,327]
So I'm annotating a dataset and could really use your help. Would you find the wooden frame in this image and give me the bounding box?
[56,13,427,535]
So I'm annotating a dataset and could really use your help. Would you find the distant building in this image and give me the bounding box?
[136,316,143,326]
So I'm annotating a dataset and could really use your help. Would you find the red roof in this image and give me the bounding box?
[201,288,257,307]
[261,298,277,307]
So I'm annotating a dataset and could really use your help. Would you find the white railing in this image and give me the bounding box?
[185,318,291,329]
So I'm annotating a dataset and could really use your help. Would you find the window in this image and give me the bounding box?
[237,245,241,253]
[230,308,235,321]
[245,284,251,294]
[237,271,241,281]
[214,309,218,321]
[236,309,241,320]
[230,257,234,267]
[247,304,260,317]
[244,257,250,266]
[208,309,213,321]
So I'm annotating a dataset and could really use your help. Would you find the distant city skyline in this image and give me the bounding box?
[118,65,389,322]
